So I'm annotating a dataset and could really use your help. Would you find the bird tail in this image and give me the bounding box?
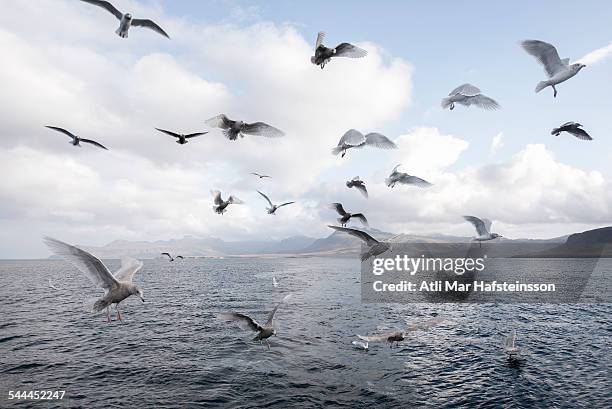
[93,298,110,312]
[331,146,344,155]
[441,97,453,110]
[535,81,549,93]
[310,56,316,64]
[551,127,560,136]
[384,177,393,187]
[115,28,128,38]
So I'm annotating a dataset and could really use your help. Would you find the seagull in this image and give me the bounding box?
[385,164,432,188]
[205,114,284,141]
[251,172,271,179]
[327,225,390,261]
[521,40,586,97]
[332,129,397,158]
[218,294,292,350]
[551,122,592,140]
[80,0,169,39]
[357,318,444,349]
[346,177,368,198]
[441,84,500,111]
[161,252,183,262]
[463,216,502,247]
[45,126,108,150]
[155,128,207,145]
[330,203,368,227]
[351,340,369,351]
[311,32,367,69]
[212,190,243,215]
[43,237,144,323]
[48,278,61,291]
[502,329,519,356]
[257,191,295,215]
[272,277,279,288]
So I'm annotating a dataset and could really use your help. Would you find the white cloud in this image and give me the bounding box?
[490,132,504,154]
[577,42,612,66]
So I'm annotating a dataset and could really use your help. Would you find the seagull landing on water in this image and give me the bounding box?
[357,317,444,349]
[311,32,367,69]
[441,84,500,111]
[257,191,295,215]
[45,126,108,150]
[330,203,368,227]
[521,40,585,98]
[43,237,144,323]
[346,177,368,198]
[332,129,397,158]
[205,114,284,141]
[328,225,390,261]
[385,164,432,188]
[352,340,369,351]
[463,216,502,247]
[161,252,183,262]
[155,128,207,145]
[502,329,519,356]
[212,190,243,215]
[218,294,292,350]
[80,0,169,39]
[551,122,592,140]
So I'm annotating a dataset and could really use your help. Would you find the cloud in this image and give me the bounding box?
[577,41,612,65]
[490,132,504,154]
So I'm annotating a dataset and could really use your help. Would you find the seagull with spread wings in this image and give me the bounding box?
[212,190,243,215]
[257,191,295,215]
[43,237,144,323]
[330,203,368,227]
[551,122,592,140]
[251,172,271,179]
[332,129,397,158]
[346,177,368,198]
[357,317,444,349]
[311,32,367,69]
[327,225,389,262]
[161,252,183,262]
[45,126,108,150]
[463,216,502,247]
[521,40,585,97]
[155,128,207,145]
[385,164,432,188]
[80,0,169,39]
[205,114,284,141]
[218,294,292,350]
[441,84,500,111]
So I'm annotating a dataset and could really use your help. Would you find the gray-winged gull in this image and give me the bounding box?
[441,84,500,111]
[463,216,502,247]
[205,114,284,141]
[333,129,397,158]
[311,32,367,69]
[212,190,244,214]
[45,126,108,150]
[257,191,295,215]
[551,122,592,140]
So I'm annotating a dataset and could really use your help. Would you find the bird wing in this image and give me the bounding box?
[330,202,348,216]
[241,122,285,137]
[356,183,368,198]
[212,190,223,205]
[45,126,76,139]
[334,43,368,58]
[465,94,500,110]
[449,83,481,96]
[155,128,181,138]
[161,252,172,260]
[251,172,261,177]
[327,225,379,246]
[463,215,489,236]
[398,175,433,187]
[113,258,143,282]
[560,121,577,128]
[257,190,274,207]
[277,202,295,208]
[364,133,397,149]
[265,294,292,326]
[131,19,170,39]
[79,138,109,150]
[205,114,232,129]
[338,129,365,146]
[315,32,325,49]
[218,312,263,332]
[351,213,369,227]
[43,237,118,290]
[227,196,243,204]
[80,0,122,20]
[184,132,208,138]
[567,127,592,140]
[521,40,566,77]
[176,255,184,259]
[390,164,401,174]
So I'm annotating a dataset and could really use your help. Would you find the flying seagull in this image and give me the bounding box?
[161,252,183,262]
[205,114,284,141]
[463,215,502,247]
[155,128,207,145]
[80,0,169,39]
[311,32,367,69]
[45,126,108,150]
[551,122,592,140]
[328,225,389,261]
[332,129,397,158]
[441,84,500,111]
[330,203,368,227]
[521,40,585,97]
[251,172,271,179]
[357,318,444,349]
[346,176,368,198]
[257,191,295,215]
[43,237,144,323]
[218,294,292,350]
[502,329,519,356]
[385,164,432,188]
[212,190,243,215]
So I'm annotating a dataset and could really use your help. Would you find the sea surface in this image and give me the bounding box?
[0,258,610,408]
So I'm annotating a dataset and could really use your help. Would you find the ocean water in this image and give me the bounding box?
[0,258,610,408]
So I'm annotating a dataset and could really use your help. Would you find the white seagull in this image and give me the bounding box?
[332,129,397,158]
[502,329,519,356]
[43,237,144,323]
[521,40,585,97]
[46,126,108,150]
[463,216,502,247]
[205,114,284,141]
[257,191,295,215]
[311,32,367,69]
[212,190,243,215]
[80,0,169,39]
[351,340,369,351]
[385,164,432,188]
[441,84,500,111]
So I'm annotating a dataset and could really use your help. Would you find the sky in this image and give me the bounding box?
[0,0,611,258]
